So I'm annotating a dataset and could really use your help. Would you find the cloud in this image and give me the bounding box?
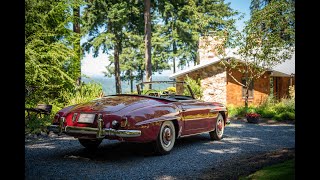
[81,52,110,77]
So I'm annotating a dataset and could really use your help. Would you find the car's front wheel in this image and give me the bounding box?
[209,113,224,140]
[154,121,176,155]
[78,139,102,150]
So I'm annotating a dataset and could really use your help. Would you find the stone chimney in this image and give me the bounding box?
[198,36,225,64]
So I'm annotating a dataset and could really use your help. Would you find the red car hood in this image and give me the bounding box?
[69,95,167,114]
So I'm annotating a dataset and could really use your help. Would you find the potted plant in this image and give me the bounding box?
[245,112,260,123]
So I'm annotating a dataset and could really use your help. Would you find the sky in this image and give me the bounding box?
[81,0,251,78]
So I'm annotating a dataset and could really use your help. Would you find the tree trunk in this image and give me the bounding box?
[245,86,249,111]
[194,52,200,66]
[194,41,200,66]
[139,68,144,90]
[73,6,81,86]
[173,40,177,73]
[144,0,152,89]
[244,67,249,112]
[114,44,122,94]
[130,70,133,93]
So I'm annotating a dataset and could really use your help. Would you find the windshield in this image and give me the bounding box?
[136,81,195,100]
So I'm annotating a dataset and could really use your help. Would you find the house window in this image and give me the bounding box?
[242,78,254,98]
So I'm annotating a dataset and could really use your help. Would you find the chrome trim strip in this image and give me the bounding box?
[97,114,104,138]
[179,130,213,138]
[210,108,227,112]
[48,125,141,138]
[58,117,65,135]
[135,117,181,126]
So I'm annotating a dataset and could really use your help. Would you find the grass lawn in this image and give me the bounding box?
[240,159,295,180]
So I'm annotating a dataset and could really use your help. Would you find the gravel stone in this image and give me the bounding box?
[25,120,295,180]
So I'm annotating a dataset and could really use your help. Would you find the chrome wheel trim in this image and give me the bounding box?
[216,117,224,137]
[162,126,173,147]
[159,122,175,151]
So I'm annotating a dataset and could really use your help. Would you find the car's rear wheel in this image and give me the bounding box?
[209,113,224,140]
[154,121,176,155]
[78,139,102,150]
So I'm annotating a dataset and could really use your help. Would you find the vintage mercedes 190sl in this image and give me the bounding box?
[48,81,229,155]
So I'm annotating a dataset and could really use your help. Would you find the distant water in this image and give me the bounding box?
[82,75,172,95]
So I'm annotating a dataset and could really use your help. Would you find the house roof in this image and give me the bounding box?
[169,57,222,79]
[271,53,295,77]
[169,48,240,79]
[169,49,295,79]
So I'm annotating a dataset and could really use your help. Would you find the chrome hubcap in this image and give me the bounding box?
[162,126,172,147]
[216,119,224,136]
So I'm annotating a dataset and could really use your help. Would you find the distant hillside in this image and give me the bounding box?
[82,75,172,95]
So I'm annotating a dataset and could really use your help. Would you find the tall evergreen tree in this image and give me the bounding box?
[82,0,153,94]
[157,0,238,72]
[144,0,152,89]
[25,0,82,104]
[73,0,82,86]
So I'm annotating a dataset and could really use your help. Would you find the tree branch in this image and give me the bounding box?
[227,70,246,87]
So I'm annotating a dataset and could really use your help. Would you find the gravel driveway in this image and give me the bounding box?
[25,120,295,180]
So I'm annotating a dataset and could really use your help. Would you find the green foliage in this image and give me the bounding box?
[258,109,277,118]
[230,96,295,121]
[183,76,203,100]
[60,83,104,107]
[82,1,148,93]
[156,0,238,69]
[228,105,255,118]
[166,87,176,93]
[25,82,104,134]
[25,114,53,134]
[273,112,295,121]
[240,159,295,180]
[25,0,85,105]
[220,0,295,109]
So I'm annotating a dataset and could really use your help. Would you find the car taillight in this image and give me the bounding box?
[72,113,78,122]
[53,113,60,123]
[120,116,128,128]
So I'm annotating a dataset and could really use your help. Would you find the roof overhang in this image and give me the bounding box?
[169,57,222,79]
[270,70,295,77]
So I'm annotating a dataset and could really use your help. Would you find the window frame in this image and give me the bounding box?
[241,78,254,99]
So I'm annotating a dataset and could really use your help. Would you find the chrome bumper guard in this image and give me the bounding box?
[47,117,141,138]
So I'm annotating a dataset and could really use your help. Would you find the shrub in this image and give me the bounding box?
[25,82,104,134]
[166,86,176,93]
[261,109,277,118]
[227,105,251,117]
[60,82,104,106]
[25,114,53,134]
[227,105,237,117]
[227,96,295,121]
[273,99,295,115]
[183,76,203,99]
[273,112,295,121]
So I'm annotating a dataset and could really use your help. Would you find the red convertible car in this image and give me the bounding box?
[48,81,229,155]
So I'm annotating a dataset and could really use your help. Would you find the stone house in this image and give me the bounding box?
[169,49,295,107]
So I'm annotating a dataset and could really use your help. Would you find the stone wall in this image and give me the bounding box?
[201,65,226,104]
[175,64,270,107]
[175,63,227,105]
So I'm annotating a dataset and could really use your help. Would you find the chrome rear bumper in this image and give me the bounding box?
[47,118,141,138]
